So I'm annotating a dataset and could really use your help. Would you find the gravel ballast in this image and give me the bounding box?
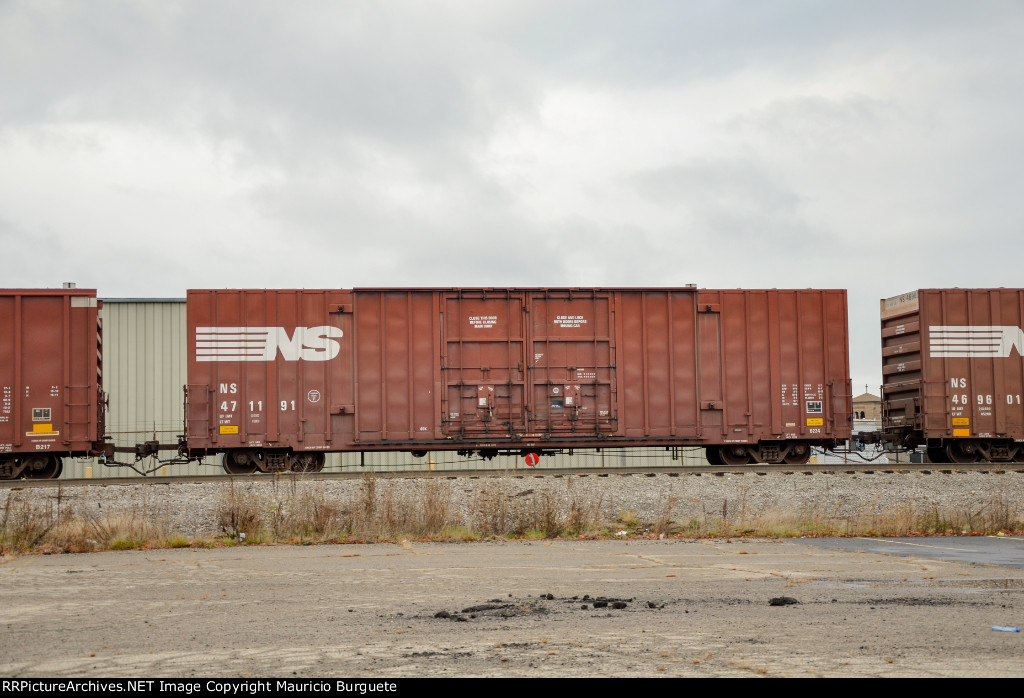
[9,470,1024,538]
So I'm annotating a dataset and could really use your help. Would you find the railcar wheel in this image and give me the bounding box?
[23,455,61,479]
[926,446,947,464]
[783,444,810,465]
[291,453,325,473]
[718,445,752,466]
[946,441,980,464]
[222,451,258,475]
[704,447,723,466]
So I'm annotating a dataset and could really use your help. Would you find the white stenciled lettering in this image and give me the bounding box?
[468,315,498,329]
[554,315,587,328]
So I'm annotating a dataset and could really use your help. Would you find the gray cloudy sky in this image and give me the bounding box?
[2,0,1023,393]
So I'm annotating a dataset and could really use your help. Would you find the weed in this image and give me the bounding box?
[617,510,640,531]
[652,495,679,536]
[443,525,478,541]
[5,472,1024,554]
[418,479,451,536]
[519,527,547,540]
[217,482,264,538]
[0,491,57,553]
[110,537,144,551]
[535,490,561,538]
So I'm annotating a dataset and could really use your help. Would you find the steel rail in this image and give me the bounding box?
[3,461,1024,489]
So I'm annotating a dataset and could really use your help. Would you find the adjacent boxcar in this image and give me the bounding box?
[184,288,852,472]
[881,288,1024,462]
[0,288,108,479]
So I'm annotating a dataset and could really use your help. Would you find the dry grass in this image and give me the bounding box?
[218,482,264,540]
[341,474,457,540]
[1,487,176,554]
[4,475,1024,555]
[675,489,1024,538]
[212,473,460,543]
[467,480,603,538]
[1,490,58,552]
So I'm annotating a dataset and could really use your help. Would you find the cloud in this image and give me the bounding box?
[2,0,1024,393]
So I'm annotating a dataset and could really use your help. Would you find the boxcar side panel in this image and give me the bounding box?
[355,290,440,444]
[527,289,615,438]
[920,289,1024,442]
[186,289,354,453]
[882,288,1024,460]
[440,290,525,441]
[618,290,701,439]
[616,288,849,446]
[185,287,850,465]
[0,289,102,461]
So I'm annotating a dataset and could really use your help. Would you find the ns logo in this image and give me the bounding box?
[196,326,344,362]
[929,326,1024,358]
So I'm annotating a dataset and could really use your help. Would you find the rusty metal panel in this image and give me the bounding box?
[0,289,104,461]
[617,289,850,445]
[904,289,1024,442]
[185,289,354,453]
[355,290,440,443]
[185,287,851,464]
[441,290,526,439]
[617,291,650,437]
[619,290,702,438]
[527,290,615,436]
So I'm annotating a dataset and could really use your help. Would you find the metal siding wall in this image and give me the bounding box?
[62,300,221,478]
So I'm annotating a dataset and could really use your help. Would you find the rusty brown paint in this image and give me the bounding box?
[0,289,105,464]
[185,288,852,456]
[881,289,1024,456]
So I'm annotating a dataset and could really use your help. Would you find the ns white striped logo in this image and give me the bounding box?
[929,326,1024,358]
[196,326,343,362]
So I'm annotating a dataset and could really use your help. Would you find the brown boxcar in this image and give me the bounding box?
[185,288,852,473]
[0,288,107,479]
[881,288,1024,463]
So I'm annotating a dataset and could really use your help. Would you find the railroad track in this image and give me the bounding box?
[4,461,1024,489]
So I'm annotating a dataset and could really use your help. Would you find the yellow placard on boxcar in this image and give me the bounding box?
[806,417,823,426]
[953,428,970,437]
[31,424,53,434]
[952,418,970,426]
[220,425,239,434]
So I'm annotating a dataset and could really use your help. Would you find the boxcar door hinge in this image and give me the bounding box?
[332,404,355,414]
[329,304,353,313]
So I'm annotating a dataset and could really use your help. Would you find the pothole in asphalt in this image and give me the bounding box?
[855,597,993,606]
[428,593,665,622]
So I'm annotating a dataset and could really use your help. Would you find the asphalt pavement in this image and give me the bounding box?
[796,535,1024,569]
